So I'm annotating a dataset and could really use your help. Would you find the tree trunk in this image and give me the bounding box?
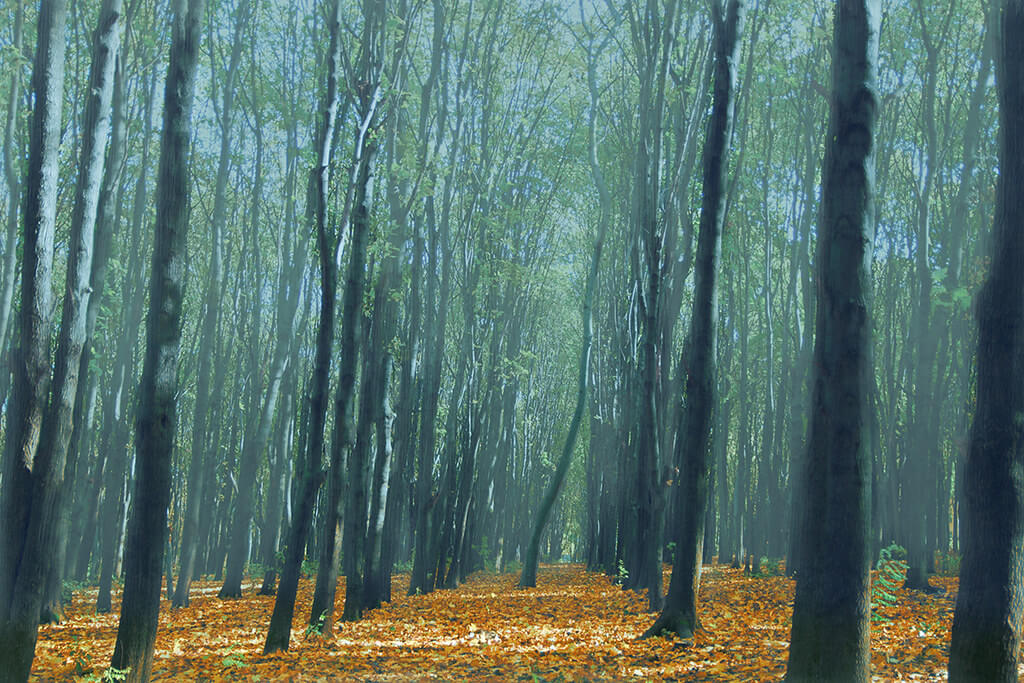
[643,0,743,640]
[0,0,68,677]
[174,0,251,609]
[263,0,344,653]
[108,0,204,680]
[36,0,126,625]
[948,2,1024,678]
[0,0,24,357]
[786,1,879,680]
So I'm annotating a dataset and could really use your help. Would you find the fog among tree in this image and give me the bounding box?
[0,0,1021,680]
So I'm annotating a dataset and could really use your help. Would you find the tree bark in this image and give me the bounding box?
[0,0,68,677]
[786,1,879,680]
[263,0,344,653]
[948,2,1024,679]
[643,0,743,641]
[175,0,251,608]
[108,0,204,679]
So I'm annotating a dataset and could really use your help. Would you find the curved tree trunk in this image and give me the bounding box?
[263,0,344,654]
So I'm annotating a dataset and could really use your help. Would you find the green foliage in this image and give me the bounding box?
[305,611,327,637]
[85,667,129,683]
[221,650,248,668]
[617,559,628,583]
[752,557,784,577]
[62,579,89,604]
[300,558,318,578]
[871,544,908,622]
[246,562,268,579]
[935,551,960,577]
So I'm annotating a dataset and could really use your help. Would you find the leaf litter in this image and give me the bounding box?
[31,564,964,681]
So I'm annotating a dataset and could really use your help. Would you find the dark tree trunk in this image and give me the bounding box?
[786,1,879,680]
[948,2,1024,679]
[643,0,743,640]
[108,0,204,680]
[0,0,68,677]
[263,0,344,653]
[95,66,156,613]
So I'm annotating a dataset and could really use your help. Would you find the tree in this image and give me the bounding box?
[947,1,1024,679]
[337,0,388,623]
[0,0,69,678]
[786,0,880,680]
[644,0,744,641]
[109,0,204,679]
[263,0,344,653]
[176,0,252,608]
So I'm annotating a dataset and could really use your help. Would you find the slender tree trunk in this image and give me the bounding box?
[109,0,204,680]
[0,0,25,358]
[644,0,743,640]
[36,0,125,624]
[263,0,344,653]
[174,0,250,608]
[337,125,383,622]
[0,0,68,677]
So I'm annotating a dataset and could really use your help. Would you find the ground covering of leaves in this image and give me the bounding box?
[32,563,961,681]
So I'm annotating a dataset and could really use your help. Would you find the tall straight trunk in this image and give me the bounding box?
[109,0,204,680]
[174,0,251,608]
[731,248,751,569]
[258,131,305,596]
[0,0,25,356]
[336,128,382,623]
[96,67,156,611]
[644,0,743,640]
[312,45,385,623]
[0,0,67,678]
[66,63,128,578]
[786,0,879,680]
[36,0,125,624]
[519,19,611,587]
[903,0,951,591]
[948,2,1024,678]
[219,120,285,600]
[409,193,452,596]
[630,0,681,610]
[263,0,344,654]
[361,203,405,608]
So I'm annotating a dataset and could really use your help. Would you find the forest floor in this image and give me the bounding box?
[32,563,960,681]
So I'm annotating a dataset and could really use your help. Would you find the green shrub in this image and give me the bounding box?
[936,550,960,576]
[62,579,88,604]
[757,557,784,577]
[300,558,318,578]
[871,543,908,622]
